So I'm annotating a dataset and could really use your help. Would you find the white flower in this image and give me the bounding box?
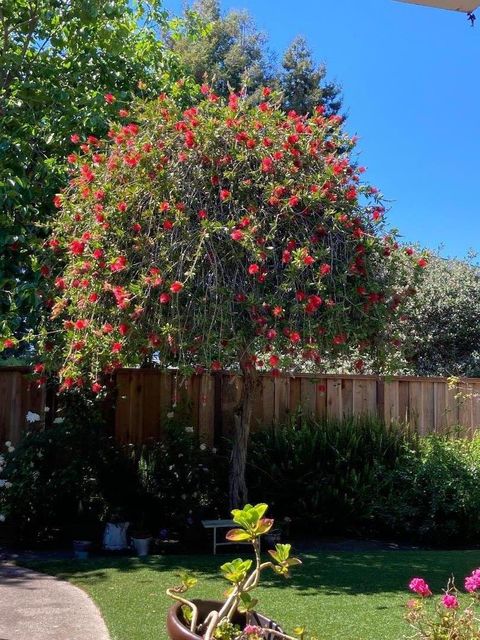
[212,447,217,454]
[184,427,194,433]
[7,447,14,453]
[167,411,174,419]
[4,442,11,448]
[0,480,5,488]
[199,443,207,451]
[0,514,5,523]
[4,482,11,489]
[44,406,50,412]
[178,453,184,458]
[26,411,41,423]
[53,417,64,424]
[181,494,187,500]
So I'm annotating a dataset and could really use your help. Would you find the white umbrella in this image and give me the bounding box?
[396,0,479,11]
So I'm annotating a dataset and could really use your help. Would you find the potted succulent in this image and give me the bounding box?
[166,504,302,640]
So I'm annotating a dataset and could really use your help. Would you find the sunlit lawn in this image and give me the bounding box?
[23,550,480,640]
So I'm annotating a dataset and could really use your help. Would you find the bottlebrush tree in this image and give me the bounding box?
[36,87,425,506]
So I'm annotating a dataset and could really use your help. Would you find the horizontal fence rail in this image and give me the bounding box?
[2,367,480,445]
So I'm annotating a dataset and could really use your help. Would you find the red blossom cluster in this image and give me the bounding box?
[33,89,425,392]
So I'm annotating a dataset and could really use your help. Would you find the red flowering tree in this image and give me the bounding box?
[39,88,424,505]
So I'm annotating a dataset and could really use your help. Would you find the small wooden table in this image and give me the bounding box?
[201,519,246,555]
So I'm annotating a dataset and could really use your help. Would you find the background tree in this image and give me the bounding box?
[0,0,197,357]
[170,0,342,115]
[280,36,342,117]
[36,88,422,505]
[404,253,480,377]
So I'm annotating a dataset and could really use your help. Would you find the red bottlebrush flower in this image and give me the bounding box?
[67,153,77,164]
[200,83,210,95]
[184,130,196,148]
[354,359,365,372]
[198,209,207,220]
[118,323,129,336]
[33,363,44,374]
[220,189,231,201]
[117,201,127,213]
[74,319,89,330]
[262,86,272,97]
[333,333,347,345]
[163,220,173,231]
[272,306,284,317]
[118,109,129,118]
[303,254,315,266]
[282,250,291,264]
[319,263,331,276]
[234,293,246,302]
[55,277,66,289]
[248,264,260,275]
[111,342,122,353]
[259,102,269,113]
[263,136,273,147]
[417,258,428,268]
[159,292,171,304]
[228,93,238,110]
[110,256,127,272]
[308,295,322,308]
[92,248,103,260]
[87,135,99,145]
[345,187,357,201]
[3,338,15,349]
[269,354,280,367]
[405,247,414,256]
[91,382,103,394]
[132,223,142,233]
[53,194,62,209]
[266,328,277,340]
[230,229,244,241]
[102,323,114,334]
[104,93,116,104]
[70,133,80,144]
[94,190,105,201]
[160,201,170,212]
[69,240,85,255]
[40,265,50,277]
[288,195,299,207]
[88,293,99,303]
[290,331,301,344]
[72,340,85,351]
[261,157,274,173]
[295,291,306,302]
[170,281,183,294]
[211,360,222,372]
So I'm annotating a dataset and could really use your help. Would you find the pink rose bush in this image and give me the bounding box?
[406,569,480,639]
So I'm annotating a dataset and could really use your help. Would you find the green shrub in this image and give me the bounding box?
[248,417,480,544]
[247,415,413,534]
[374,435,480,544]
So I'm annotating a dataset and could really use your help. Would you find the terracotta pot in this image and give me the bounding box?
[167,599,283,640]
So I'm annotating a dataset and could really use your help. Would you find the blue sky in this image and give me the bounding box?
[163,0,480,258]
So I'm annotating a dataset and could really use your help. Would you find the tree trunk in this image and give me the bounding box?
[229,363,256,509]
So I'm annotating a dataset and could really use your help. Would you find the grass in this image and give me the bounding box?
[22,550,480,640]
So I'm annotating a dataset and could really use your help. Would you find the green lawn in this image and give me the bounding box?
[23,550,480,640]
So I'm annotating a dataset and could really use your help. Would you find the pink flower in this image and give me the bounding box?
[409,578,432,598]
[465,569,480,593]
[442,594,459,609]
[244,625,263,636]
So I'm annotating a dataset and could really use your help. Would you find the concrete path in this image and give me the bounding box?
[0,563,110,640]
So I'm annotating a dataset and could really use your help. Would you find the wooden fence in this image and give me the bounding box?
[2,367,480,445]
[115,369,480,445]
[0,368,46,445]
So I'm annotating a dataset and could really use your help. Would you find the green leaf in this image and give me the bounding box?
[225,528,252,542]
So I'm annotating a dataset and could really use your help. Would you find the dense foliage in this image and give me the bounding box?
[248,418,480,545]
[34,89,422,389]
[0,410,226,543]
[0,0,196,354]
[171,0,342,115]
[404,254,480,377]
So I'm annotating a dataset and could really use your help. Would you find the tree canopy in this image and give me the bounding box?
[0,0,196,355]
[34,88,424,389]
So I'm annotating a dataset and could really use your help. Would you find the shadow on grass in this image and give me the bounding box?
[21,549,480,598]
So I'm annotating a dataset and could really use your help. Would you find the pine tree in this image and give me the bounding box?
[280,36,342,116]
